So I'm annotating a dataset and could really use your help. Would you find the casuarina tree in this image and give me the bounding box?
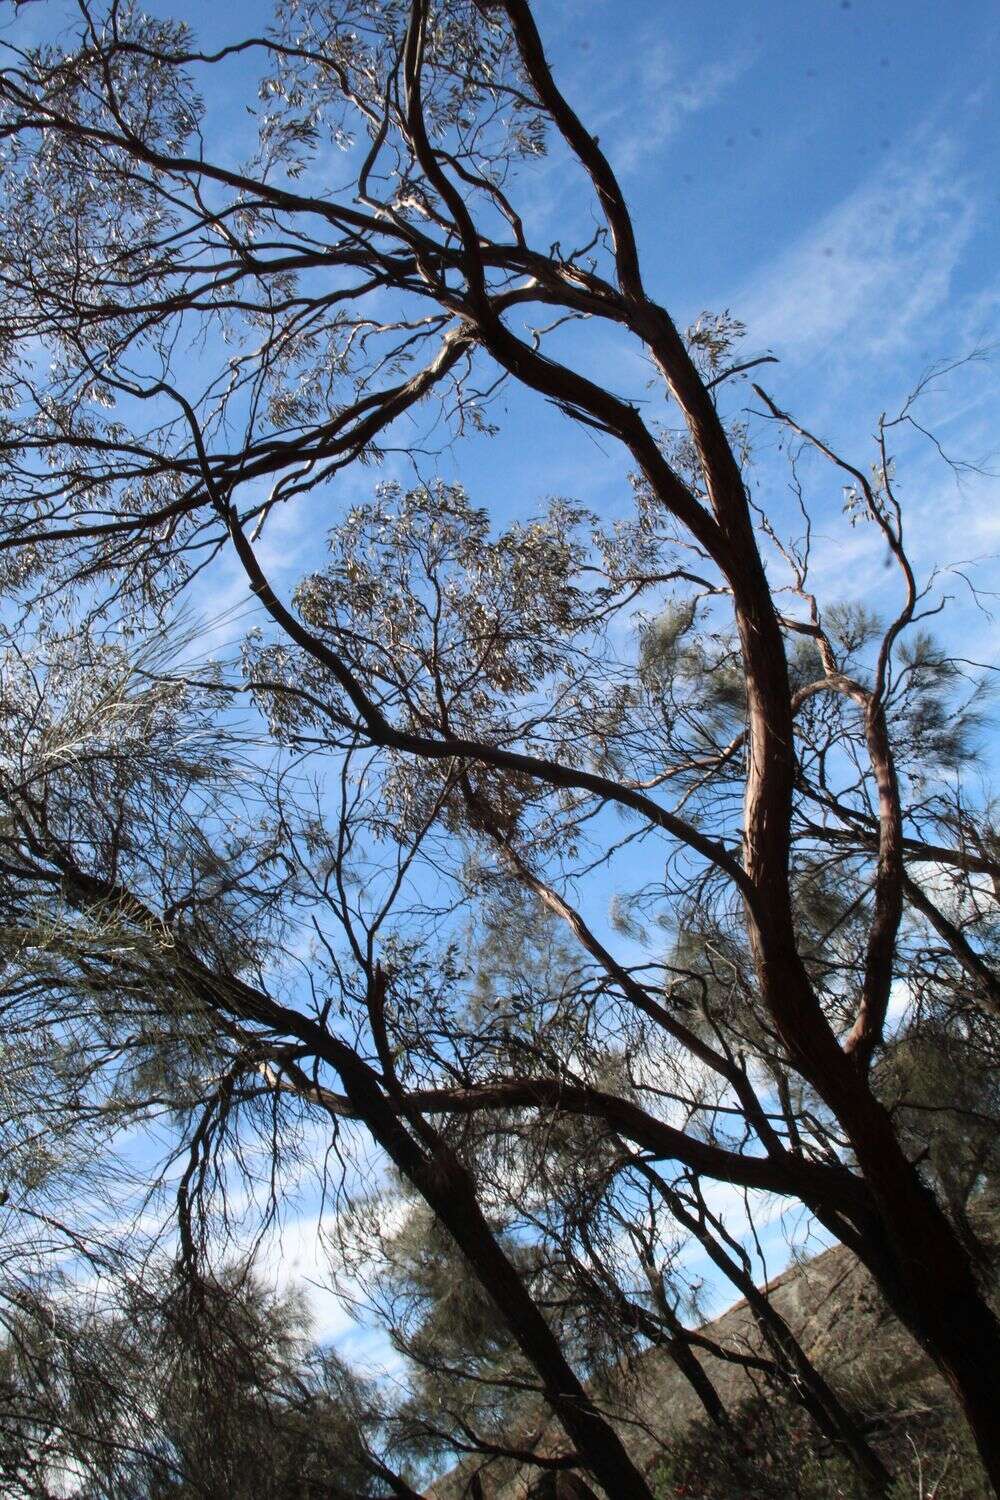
[0,2,998,1494]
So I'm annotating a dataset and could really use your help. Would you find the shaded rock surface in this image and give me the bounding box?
[427,1241,943,1498]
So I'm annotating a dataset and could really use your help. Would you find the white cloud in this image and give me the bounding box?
[738,133,978,366]
[600,44,754,176]
[256,1212,352,1342]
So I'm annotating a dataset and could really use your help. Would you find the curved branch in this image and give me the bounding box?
[224,511,752,894]
[794,676,905,1067]
[265,1061,868,1217]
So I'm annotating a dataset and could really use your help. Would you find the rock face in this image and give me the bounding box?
[427,1241,941,1499]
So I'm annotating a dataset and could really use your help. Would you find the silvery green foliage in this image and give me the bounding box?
[0,4,998,1494]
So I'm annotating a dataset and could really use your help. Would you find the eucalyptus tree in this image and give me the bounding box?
[0,2,998,1496]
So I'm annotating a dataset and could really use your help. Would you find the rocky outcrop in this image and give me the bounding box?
[428,1240,942,1499]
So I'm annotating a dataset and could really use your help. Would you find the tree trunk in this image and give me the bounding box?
[410,1159,654,1498]
[716,535,1000,1493]
[308,1043,656,1499]
[841,1091,1000,1493]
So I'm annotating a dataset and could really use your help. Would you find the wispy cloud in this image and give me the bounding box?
[738,131,979,366]
[597,42,754,176]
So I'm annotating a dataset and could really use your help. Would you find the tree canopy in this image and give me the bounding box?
[0,3,998,1496]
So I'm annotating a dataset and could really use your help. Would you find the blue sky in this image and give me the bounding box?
[9,0,995,627]
[241,0,1000,1354]
[178,0,998,659]
[474,0,1000,567]
[5,0,998,1369]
